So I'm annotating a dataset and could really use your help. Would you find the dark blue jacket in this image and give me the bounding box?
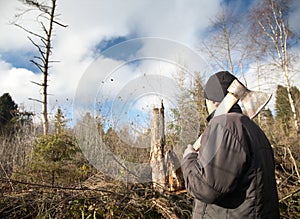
[182,106,279,218]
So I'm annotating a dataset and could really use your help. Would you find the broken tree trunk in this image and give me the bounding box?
[150,101,166,192]
[149,101,185,193]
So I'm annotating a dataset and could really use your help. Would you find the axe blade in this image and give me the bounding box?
[241,91,272,119]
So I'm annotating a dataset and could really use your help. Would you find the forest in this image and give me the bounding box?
[1,0,300,218]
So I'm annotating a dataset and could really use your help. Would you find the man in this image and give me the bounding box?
[181,71,280,218]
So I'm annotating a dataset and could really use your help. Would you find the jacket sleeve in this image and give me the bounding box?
[181,121,248,204]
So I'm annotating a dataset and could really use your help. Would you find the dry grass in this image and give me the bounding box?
[0,122,299,218]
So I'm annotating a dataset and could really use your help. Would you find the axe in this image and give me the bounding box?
[193,79,272,150]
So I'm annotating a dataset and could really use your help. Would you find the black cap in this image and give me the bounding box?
[204,71,237,102]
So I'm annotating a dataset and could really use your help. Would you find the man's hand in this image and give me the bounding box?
[183,144,196,158]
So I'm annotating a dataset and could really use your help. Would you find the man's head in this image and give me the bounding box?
[204,71,237,114]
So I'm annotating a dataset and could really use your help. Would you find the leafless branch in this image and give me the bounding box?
[30,59,44,73]
[27,37,46,59]
[30,80,43,87]
[53,19,68,28]
[14,23,46,41]
[28,97,43,103]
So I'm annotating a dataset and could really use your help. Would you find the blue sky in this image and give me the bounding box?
[0,0,300,126]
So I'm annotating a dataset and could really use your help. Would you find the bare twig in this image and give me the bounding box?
[279,187,300,203]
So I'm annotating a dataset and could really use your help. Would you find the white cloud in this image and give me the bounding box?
[128,0,221,43]
[1,0,299,132]
[0,0,43,50]
[0,59,40,111]
[4,0,279,121]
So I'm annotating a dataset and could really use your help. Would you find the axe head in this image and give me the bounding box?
[227,79,272,119]
[240,90,272,119]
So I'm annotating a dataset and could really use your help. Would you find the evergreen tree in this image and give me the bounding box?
[0,93,18,131]
[28,109,81,186]
[276,85,291,121]
[275,85,300,134]
[0,93,33,136]
[54,107,66,134]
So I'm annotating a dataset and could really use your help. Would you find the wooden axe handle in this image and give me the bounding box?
[193,134,202,150]
[193,93,239,151]
[213,93,239,118]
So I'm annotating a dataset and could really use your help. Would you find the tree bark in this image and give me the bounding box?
[41,0,56,135]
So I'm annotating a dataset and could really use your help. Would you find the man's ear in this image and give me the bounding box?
[214,101,220,107]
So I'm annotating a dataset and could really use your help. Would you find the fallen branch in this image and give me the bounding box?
[286,146,300,180]
[0,177,115,194]
[279,187,300,203]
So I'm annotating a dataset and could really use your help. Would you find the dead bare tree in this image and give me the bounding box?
[13,0,67,135]
[150,101,166,192]
[248,0,300,137]
[201,6,249,77]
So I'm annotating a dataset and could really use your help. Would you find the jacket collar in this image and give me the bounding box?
[206,104,243,122]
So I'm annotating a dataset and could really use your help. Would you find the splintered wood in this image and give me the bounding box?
[165,151,185,192]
